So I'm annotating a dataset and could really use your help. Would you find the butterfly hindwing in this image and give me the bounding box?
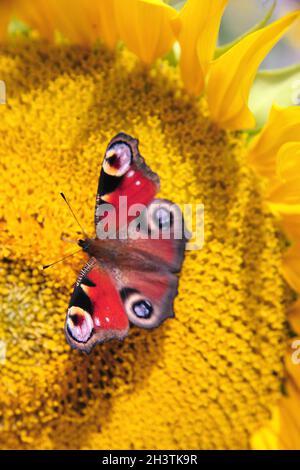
[128,198,187,272]
[65,258,129,353]
[118,197,187,328]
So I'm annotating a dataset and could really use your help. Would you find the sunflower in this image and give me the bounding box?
[0,0,300,450]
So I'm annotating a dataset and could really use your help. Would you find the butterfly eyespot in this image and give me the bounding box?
[123,292,154,324]
[147,199,180,236]
[153,207,173,229]
[132,300,153,319]
[66,306,93,343]
[103,142,132,177]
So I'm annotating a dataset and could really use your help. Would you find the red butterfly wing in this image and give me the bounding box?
[117,269,179,330]
[65,258,129,353]
[94,133,159,232]
[66,257,180,352]
[128,198,187,272]
[117,197,187,329]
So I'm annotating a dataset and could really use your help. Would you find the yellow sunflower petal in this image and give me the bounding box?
[115,0,178,65]
[279,347,300,448]
[15,0,56,40]
[281,381,300,449]
[286,343,300,390]
[61,0,119,47]
[23,0,119,47]
[68,0,119,49]
[263,378,300,449]
[276,142,300,182]
[281,213,300,244]
[251,406,281,450]
[268,142,300,212]
[176,0,228,95]
[268,144,300,207]
[252,347,300,450]
[283,243,300,293]
[289,300,300,336]
[93,0,119,49]
[206,11,300,130]
[0,0,14,40]
[269,181,300,206]
[248,105,300,181]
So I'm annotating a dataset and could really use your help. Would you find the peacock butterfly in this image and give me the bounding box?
[65,133,187,353]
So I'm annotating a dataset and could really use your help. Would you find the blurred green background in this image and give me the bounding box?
[169,0,300,69]
[220,0,300,68]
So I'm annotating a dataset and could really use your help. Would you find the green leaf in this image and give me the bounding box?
[215,0,277,59]
[8,17,31,37]
[249,63,300,129]
[163,41,180,66]
[167,0,186,10]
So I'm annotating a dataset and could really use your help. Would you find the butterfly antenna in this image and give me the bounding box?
[60,192,88,237]
[43,248,82,270]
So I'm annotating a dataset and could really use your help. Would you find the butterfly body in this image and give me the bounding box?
[78,237,181,272]
[66,133,187,353]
